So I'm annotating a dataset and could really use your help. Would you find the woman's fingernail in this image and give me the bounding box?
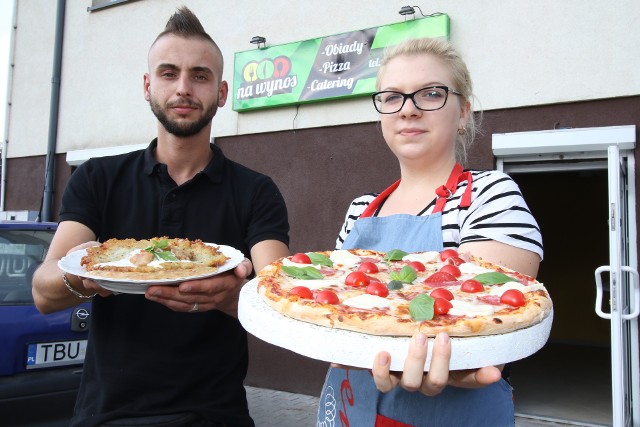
[437,332,449,344]
[378,353,389,366]
[415,332,427,346]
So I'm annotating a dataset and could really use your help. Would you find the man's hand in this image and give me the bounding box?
[32,221,100,314]
[64,241,113,298]
[145,258,253,317]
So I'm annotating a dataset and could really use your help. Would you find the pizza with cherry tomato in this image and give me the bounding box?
[256,248,552,337]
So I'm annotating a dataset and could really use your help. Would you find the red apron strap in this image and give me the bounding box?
[361,164,473,218]
[360,179,401,218]
[434,163,473,213]
[375,413,415,427]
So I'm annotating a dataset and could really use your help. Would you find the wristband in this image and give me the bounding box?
[62,273,97,299]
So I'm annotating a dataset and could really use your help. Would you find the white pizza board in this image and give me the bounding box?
[238,278,553,371]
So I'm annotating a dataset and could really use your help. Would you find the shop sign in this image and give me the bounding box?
[232,14,449,112]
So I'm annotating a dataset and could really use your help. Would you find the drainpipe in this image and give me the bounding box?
[42,0,65,222]
[1,0,17,212]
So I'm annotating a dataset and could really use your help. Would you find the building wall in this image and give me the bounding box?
[4,0,640,159]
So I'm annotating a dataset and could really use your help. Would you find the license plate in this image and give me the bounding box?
[26,340,87,369]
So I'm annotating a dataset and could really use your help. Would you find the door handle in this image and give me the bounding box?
[595,266,611,319]
[594,265,640,320]
[621,266,639,320]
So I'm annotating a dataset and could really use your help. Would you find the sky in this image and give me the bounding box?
[0,1,15,143]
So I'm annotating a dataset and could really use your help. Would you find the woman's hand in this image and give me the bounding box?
[371,332,502,396]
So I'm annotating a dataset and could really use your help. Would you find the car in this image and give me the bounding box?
[0,221,90,426]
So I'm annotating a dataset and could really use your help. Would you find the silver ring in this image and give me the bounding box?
[190,302,199,312]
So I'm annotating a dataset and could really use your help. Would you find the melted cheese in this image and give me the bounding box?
[291,279,342,290]
[449,299,495,317]
[489,281,544,297]
[458,262,493,275]
[94,249,191,269]
[282,258,321,269]
[330,250,362,268]
[342,294,391,309]
[402,251,440,263]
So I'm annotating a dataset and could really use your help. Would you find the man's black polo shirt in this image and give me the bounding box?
[60,139,289,426]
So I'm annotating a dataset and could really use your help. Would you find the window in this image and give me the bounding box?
[0,229,55,305]
[88,0,141,12]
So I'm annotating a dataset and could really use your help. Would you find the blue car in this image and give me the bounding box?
[0,221,90,426]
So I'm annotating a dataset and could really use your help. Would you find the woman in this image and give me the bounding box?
[316,38,543,426]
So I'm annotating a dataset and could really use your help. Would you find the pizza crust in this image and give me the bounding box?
[81,237,228,281]
[257,249,552,337]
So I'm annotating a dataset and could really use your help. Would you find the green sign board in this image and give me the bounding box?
[232,14,450,112]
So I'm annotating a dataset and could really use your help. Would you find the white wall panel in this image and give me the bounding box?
[5,0,640,157]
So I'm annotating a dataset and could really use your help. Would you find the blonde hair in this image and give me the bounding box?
[377,38,480,165]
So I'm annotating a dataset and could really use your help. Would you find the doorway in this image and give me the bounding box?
[508,169,613,425]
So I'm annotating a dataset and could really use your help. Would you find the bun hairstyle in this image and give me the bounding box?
[377,38,479,165]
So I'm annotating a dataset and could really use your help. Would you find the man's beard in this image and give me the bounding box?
[149,97,217,137]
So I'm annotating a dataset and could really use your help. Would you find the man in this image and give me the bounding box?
[32,7,289,427]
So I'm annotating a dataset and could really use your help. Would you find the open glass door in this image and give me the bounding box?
[594,146,640,427]
[493,125,638,426]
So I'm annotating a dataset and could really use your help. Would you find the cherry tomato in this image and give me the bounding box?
[430,288,454,301]
[460,279,484,293]
[424,271,457,283]
[447,256,465,266]
[315,290,339,304]
[288,286,313,299]
[439,264,461,278]
[345,271,370,288]
[290,253,311,264]
[500,289,526,307]
[366,282,389,298]
[434,297,453,315]
[358,261,379,274]
[408,261,426,272]
[439,249,459,261]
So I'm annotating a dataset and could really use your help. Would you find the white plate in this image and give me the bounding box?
[238,278,553,371]
[59,244,245,294]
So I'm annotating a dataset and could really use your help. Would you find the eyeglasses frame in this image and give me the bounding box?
[371,85,463,114]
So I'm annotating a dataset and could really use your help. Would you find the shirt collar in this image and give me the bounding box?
[143,138,224,183]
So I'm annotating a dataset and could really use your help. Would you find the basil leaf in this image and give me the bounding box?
[155,239,170,249]
[302,266,324,279]
[144,241,178,261]
[409,294,435,321]
[281,265,324,280]
[155,250,178,261]
[308,253,333,267]
[384,249,408,261]
[387,280,404,290]
[473,272,518,285]
[390,266,417,284]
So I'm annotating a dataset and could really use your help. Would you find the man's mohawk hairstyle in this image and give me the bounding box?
[157,6,214,44]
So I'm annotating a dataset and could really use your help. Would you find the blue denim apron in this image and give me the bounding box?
[316,165,514,427]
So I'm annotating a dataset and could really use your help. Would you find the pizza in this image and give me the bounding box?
[256,248,552,337]
[80,237,229,281]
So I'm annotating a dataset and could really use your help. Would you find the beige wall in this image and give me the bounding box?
[4,0,640,158]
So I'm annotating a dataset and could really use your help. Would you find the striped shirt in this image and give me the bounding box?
[336,169,543,259]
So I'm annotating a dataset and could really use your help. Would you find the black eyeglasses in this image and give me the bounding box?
[372,86,462,114]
